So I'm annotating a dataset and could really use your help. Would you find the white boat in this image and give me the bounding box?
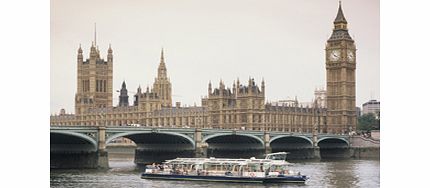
[141,152,309,183]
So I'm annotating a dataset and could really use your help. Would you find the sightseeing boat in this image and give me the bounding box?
[141,152,309,183]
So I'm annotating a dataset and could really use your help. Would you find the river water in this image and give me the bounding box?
[50,155,379,188]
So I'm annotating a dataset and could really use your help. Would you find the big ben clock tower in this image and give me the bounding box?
[325,2,356,134]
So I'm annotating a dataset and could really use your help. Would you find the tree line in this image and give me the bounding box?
[357,111,380,132]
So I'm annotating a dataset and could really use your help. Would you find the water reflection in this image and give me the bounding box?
[321,159,359,188]
[51,157,379,188]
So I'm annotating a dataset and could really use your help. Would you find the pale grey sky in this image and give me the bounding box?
[50,0,379,114]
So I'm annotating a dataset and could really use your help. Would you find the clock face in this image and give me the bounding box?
[347,50,355,62]
[329,50,340,61]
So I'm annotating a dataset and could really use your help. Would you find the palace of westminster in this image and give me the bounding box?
[51,3,357,134]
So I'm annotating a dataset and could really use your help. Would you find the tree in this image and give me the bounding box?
[375,111,380,130]
[358,113,379,132]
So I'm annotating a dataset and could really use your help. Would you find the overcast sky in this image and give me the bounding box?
[50,0,379,114]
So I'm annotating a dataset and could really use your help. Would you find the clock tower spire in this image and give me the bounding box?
[325,2,357,134]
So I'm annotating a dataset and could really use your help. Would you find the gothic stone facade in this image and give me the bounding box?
[51,3,355,134]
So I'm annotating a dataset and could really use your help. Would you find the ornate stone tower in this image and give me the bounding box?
[325,2,357,134]
[75,39,113,115]
[235,78,265,130]
[153,48,172,107]
[118,81,129,107]
[205,78,265,130]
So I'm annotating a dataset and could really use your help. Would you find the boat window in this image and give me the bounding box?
[263,163,271,171]
[270,165,287,172]
[247,163,260,172]
[233,165,239,172]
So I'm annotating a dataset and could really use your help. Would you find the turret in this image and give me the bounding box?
[261,78,265,95]
[96,46,101,59]
[134,86,142,106]
[232,80,236,96]
[90,42,97,58]
[208,81,212,96]
[219,79,224,96]
[118,81,129,107]
[77,44,83,63]
[107,44,113,63]
[219,79,225,90]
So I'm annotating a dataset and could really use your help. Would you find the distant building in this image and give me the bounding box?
[314,88,326,108]
[296,88,327,109]
[272,97,299,107]
[356,107,361,117]
[362,100,380,116]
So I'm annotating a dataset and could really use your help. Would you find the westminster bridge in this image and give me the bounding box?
[50,126,379,169]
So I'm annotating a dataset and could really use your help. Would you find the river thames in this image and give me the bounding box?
[50,154,379,188]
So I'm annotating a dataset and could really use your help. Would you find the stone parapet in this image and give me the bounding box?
[350,136,380,148]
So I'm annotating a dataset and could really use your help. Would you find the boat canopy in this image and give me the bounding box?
[164,154,290,167]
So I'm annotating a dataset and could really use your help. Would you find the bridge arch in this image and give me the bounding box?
[317,137,350,159]
[203,133,265,146]
[269,135,313,145]
[106,131,195,148]
[50,130,98,151]
[50,130,101,168]
[269,135,315,159]
[317,137,349,146]
[203,133,265,159]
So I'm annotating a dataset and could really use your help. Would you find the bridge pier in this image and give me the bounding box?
[264,132,272,155]
[313,147,321,159]
[194,128,207,158]
[312,127,321,159]
[97,127,109,169]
